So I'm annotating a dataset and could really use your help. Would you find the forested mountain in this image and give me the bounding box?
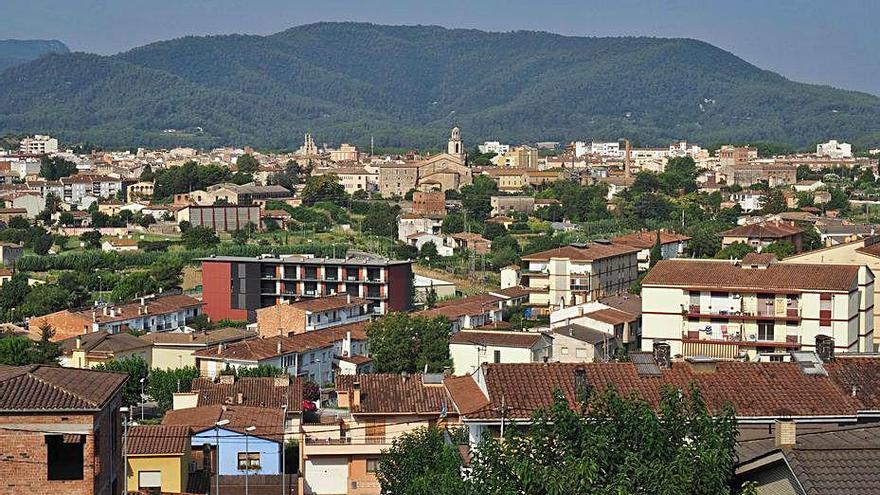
[1,23,878,149]
[0,39,69,72]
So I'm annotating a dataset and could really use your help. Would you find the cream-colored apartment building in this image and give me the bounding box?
[641,255,875,360]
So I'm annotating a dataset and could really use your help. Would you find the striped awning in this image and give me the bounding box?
[682,341,741,360]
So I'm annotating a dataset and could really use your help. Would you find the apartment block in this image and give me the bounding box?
[19,135,58,155]
[640,255,875,360]
[200,253,412,322]
[256,294,370,337]
[611,230,690,271]
[520,242,640,311]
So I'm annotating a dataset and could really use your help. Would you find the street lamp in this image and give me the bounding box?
[280,405,288,495]
[120,406,130,495]
[139,377,146,421]
[244,426,256,495]
[215,419,230,495]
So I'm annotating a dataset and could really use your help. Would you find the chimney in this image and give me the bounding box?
[75,337,82,349]
[347,293,351,304]
[103,306,109,316]
[217,343,224,355]
[92,310,97,322]
[276,341,282,354]
[685,356,717,374]
[574,367,590,403]
[774,420,796,448]
[352,380,361,410]
[816,335,834,362]
[652,342,672,368]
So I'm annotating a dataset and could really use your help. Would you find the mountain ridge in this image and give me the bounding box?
[0,22,878,149]
[0,39,69,72]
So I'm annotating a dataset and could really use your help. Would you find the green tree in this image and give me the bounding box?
[362,204,400,238]
[715,242,755,260]
[39,156,77,181]
[181,225,220,249]
[378,426,467,495]
[236,153,260,174]
[32,233,53,255]
[0,335,36,365]
[110,271,159,301]
[301,173,347,205]
[759,189,787,214]
[31,322,61,364]
[94,356,148,406]
[459,175,498,221]
[763,240,795,259]
[418,241,439,262]
[441,213,465,234]
[149,257,185,291]
[366,313,452,373]
[147,366,200,412]
[649,231,663,268]
[235,364,285,377]
[482,222,507,240]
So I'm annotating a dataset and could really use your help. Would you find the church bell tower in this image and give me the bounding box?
[447,126,463,157]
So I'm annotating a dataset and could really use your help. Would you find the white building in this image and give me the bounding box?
[449,330,553,375]
[641,255,875,360]
[816,140,853,159]
[478,141,510,155]
[19,135,58,155]
[590,141,623,157]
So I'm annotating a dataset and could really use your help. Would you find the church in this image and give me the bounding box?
[379,127,473,197]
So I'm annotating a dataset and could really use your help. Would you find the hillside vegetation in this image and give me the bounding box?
[1,23,878,148]
[0,39,69,72]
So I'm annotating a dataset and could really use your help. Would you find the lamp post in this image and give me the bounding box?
[119,406,130,495]
[280,405,287,495]
[215,419,230,495]
[244,426,256,495]
[139,377,146,421]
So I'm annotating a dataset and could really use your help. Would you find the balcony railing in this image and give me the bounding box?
[304,435,390,446]
[685,305,800,320]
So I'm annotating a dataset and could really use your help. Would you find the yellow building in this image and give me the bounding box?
[140,327,256,370]
[126,425,192,493]
[58,331,152,369]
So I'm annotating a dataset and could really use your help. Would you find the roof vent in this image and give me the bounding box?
[569,242,587,248]
[790,351,827,376]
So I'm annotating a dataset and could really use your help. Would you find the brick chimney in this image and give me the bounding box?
[352,380,361,410]
[774,420,796,448]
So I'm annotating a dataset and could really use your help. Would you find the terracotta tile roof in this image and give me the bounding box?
[741,252,778,266]
[58,331,150,356]
[127,425,191,455]
[598,294,642,317]
[194,322,367,361]
[453,361,872,420]
[280,294,367,312]
[489,286,533,299]
[521,243,639,262]
[612,230,691,249]
[140,327,257,346]
[336,374,454,415]
[189,376,304,412]
[50,294,204,327]
[582,307,637,326]
[855,240,880,259]
[448,331,546,348]
[421,295,500,320]
[444,375,490,415]
[825,357,880,411]
[0,365,126,411]
[552,324,613,345]
[721,222,803,239]
[642,259,860,292]
[162,405,284,440]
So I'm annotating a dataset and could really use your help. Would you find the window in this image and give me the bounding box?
[575,348,587,358]
[493,350,501,363]
[138,471,162,489]
[366,459,379,473]
[237,452,261,471]
[46,434,84,480]
[561,346,569,355]
[758,321,774,341]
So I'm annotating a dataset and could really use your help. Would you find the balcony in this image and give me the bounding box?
[685,305,800,322]
[682,330,801,349]
[303,435,391,455]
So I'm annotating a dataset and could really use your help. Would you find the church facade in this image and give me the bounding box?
[379,127,472,197]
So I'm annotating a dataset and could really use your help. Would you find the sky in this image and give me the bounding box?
[5,0,879,95]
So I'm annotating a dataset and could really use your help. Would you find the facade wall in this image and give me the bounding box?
[126,454,189,493]
[151,345,201,370]
[202,261,249,322]
[191,429,281,476]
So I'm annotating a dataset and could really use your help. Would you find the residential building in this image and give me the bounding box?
[411,190,446,218]
[783,235,880,346]
[443,356,880,447]
[413,274,456,306]
[126,181,154,199]
[717,145,757,169]
[101,238,139,252]
[58,331,152,368]
[140,327,257,370]
[0,365,127,495]
[640,257,875,359]
[816,139,852,158]
[723,161,797,187]
[193,322,369,382]
[611,230,690,271]
[177,205,262,232]
[406,232,454,257]
[550,300,641,360]
[325,167,377,195]
[817,223,880,246]
[59,174,123,203]
[449,330,553,375]
[493,145,539,168]
[730,190,764,212]
[734,423,880,492]
[300,374,459,495]
[720,222,804,252]
[328,143,360,162]
[478,141,510,155]
[125,425,192,494]
[490,195,534,216]
[420,290,530,332]
[0,208,27,224]
[520,242,640,310]
[19,134,58,154]
[378,163,419,198]
[30,294,204,341]
[255,294,370,338]
[200,253,412,321]
[397,214,441,243]
[0,242,23,267]
[447,232,491,254]
[7,192,46,218]
[162,405,284,477]
[206,183,292,205]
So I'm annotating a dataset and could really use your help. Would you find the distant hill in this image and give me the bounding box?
[0,23,878,149]
[0,39,69,72]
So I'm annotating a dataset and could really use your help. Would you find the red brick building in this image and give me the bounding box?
[200,253,413,322]
[411,191,446,218]
[0,365,127,495]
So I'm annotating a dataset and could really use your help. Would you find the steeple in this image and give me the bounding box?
[447,126,463,156]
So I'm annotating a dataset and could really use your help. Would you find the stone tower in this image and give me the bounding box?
[447,126,463,156]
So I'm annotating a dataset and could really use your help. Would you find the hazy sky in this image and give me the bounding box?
[6,0,879,95]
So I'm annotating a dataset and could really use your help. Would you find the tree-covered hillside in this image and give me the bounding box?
[0,23,878,149]
[0,39,69,72]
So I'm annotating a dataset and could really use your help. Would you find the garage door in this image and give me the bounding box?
[304,457,348,494]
